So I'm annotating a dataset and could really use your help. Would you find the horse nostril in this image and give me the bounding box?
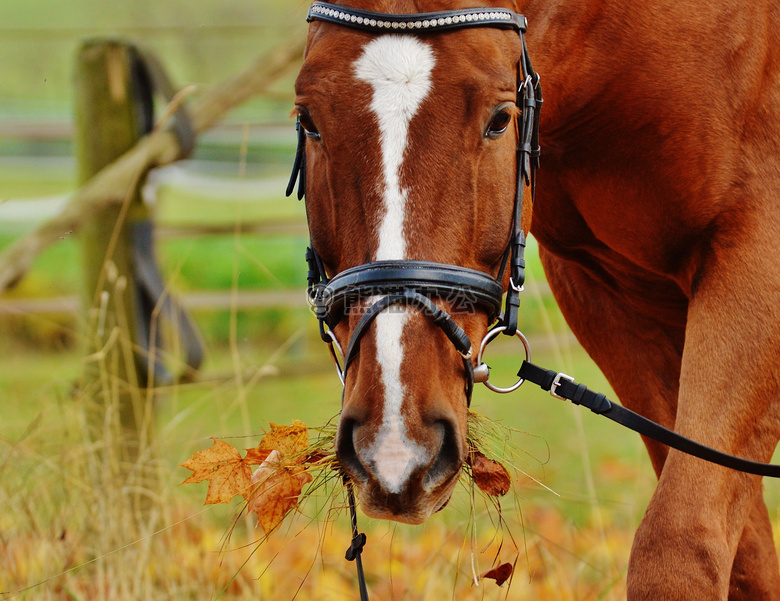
[338,413,463,499]
[423,419,462,490]
[336,418,370,483]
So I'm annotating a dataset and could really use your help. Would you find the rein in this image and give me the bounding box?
[516,361,780,478]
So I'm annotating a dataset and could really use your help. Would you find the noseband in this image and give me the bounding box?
[287,1,542,403]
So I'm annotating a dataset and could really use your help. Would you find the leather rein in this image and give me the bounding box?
[287,2,780,599]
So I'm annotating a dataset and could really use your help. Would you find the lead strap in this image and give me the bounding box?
[517,360,780,478]
[344,478,370,601]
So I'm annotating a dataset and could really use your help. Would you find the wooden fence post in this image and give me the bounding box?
[73,40,202,485]
[0,37,306,294]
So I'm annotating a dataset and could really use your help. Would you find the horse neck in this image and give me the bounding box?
[520,0,631,132]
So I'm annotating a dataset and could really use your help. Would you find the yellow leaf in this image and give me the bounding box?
[179,438,254,504]
[256,420,309,463]
[243,447,272,466]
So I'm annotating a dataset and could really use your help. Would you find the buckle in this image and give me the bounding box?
[509,276,524,293]
[550,372,574,400]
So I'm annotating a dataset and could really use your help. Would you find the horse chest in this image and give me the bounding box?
[533,168,704,293]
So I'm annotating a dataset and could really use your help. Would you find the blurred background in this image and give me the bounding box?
[3,2,770,600]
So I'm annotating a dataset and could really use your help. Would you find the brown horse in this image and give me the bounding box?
[292,0,780,598]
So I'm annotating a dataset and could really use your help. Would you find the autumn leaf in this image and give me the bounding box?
[468,449,511,496]
[256,420,309,461]
[247,450,313,534]
[181,422,320,534]
[243,446,272,466]
[179,438,254,504]
[482,562,513,586]
[246,422,314,534]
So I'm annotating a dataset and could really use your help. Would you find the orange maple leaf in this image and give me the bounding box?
[179,438,255,504]
[468,448,511,497]
[180,421,317,531]
[256,420,309,462]
[243,446,272,466]
[247,450,313,534]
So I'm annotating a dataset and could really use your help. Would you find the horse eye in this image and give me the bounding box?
[485,110,512,139]
[297,109,321,141]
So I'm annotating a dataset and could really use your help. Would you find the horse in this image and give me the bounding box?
[290,0,780,598]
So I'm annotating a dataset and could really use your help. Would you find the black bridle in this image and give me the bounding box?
[287,1,542,404]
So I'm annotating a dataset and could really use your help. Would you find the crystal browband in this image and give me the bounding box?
[307,1,527,33]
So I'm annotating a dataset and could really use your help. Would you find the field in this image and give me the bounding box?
[3,2,780,600]
[2,196,656,600]
[1,276,655,601]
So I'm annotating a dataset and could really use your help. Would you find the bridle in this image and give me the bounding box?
[287,2,780,483]
[286,4,780,599]
[290,0,780,480]
[287,7,539,596]
[287,0,542,404]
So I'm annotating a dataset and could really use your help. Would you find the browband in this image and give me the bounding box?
[307,1,527,33]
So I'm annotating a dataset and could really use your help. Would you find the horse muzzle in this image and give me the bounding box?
[336,408,464,524]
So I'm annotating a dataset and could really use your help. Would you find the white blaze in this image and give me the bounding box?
[353,36,435,493]
[355,35,434,260]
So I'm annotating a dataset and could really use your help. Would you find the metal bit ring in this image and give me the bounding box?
[475,326,531,393]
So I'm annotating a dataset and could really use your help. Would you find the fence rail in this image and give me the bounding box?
[0,119,294,141]
[0,282,552,316]
[0,24,276,40]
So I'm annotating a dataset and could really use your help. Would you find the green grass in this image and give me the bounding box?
[0,314,651,523]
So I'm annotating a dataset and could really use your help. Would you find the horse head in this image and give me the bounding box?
[291,0,533,524]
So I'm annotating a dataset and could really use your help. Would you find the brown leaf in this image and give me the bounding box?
[482,562,513,586]
[180,421,314,515]
[179,438,254,504]
[256,420,309,462]
[243,447,272,466]
[304,449,331,465]
[469,449,511,496]
[247,450,313,534]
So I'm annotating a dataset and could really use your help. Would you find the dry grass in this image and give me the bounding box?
[0,371,636,601]
[3,254,777,601]
[6,334,780,600]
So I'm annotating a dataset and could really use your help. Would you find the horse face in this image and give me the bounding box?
[295,3,522,524]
